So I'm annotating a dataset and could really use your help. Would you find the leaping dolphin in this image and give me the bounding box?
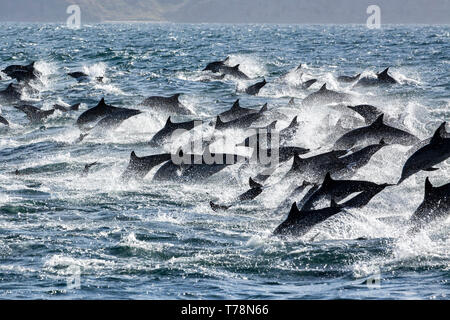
[203,57,230,73]
[121,151,172,180]
[149,117,200,147]
[215,104,268,131]
[218,99,258,122]
[14,105,55,123]
[245,79,267,95]
[302,84,352,106]
[2,61,37,75]
[408,177,450,233]
[347,105,383,125]
[356,68,398,86]
[140,93,193,115]
[300,172,391,211]
[217,64,250,80]
[398,123,450,184]
[76,98,130,129]
[337,73,361,83]
[334,114,419,150]
[273,201,343,237]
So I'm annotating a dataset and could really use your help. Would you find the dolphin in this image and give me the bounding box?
[398,124,450,184]
[203,57,229,73]
[337,73,361,83]
[245,79,267,95]
[209,177,264,212]
[215,104,268,131]
[140,93,192,115]
[347,105,383,125]
[53,103,80,112]
[336,139,388,178]
[302,84,352,106]
[0,115,9,126]
[76,98,130,129]
[153,148,246,182]
[300,172,391,211]
[14,105,55,123]
[273,200,343,237]
[218,99,258,122]
[356,68,397,86]
[0,83,22,101]
[334,114,419,150]
[280,116,299,144]
[121,151,172,180]
[2,61,36,75]
[149,117,199,147]
[7,69,40,83]
[408,177,450,233]
[405,122,450,157]
[283,150,349,184]
[90,109,142,131]
[302,79,318,89]
[217,64,250,80]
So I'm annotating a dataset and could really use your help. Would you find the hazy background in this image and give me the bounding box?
[0,0,449,24]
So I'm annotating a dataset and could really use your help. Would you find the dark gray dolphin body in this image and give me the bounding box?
[337,73,361,83]
[121,151,172,180]
[409,178,450,233]
[302,84,351,106]
[347,105,383,125]
[334,114,419,150]
[215,104,268,131]
[405,122,450,158]
[217,64,250,80]
[283,150,349,184]
[245,79,267,95]
[149,117,199,147]
[76,98,130,129]
[0,115,9,126]
[356,68,398,86]
[398,124,450,184]
[91,109,141,131]
[153,149,246,183]
[0,83,22,101]
[300,172,390,211]
[7,69,40,83]
[219,99,258,122]
[140,93,192,115]
[273,201,343,237]
[3,62,36,75]
[203,57,229,73]
[14,105,55,123]
[336,139,388,178]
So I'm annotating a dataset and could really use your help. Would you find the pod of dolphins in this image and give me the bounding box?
[1,58,449,239]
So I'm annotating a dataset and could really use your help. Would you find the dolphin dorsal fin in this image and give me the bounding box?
[287,202,302,220]
[288,98,295,106]
[98,98,107,108]
[223,56,230,63]
[165,116,173,127]
[249,177,263,189]
[289,116,298,128]
[319,84,327,91]
[371,114,384,127]
[322,172,334,188]
[424,177,434,199]
[262,78,267,84]
[231,99,240,110]
[233,64,240,70]
[267,120,277,131]
[131,151,139,162]
[292,153,305,171]
[437,122,448,136]
[171,93,181,102]
[259,103,268,113]
[379,138,386,145]
[430,124,445,145]
[379,68,389,76]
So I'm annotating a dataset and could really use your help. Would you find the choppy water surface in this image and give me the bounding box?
[0,23,449,299]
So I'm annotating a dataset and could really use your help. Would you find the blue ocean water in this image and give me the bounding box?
[0,23,449,299]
